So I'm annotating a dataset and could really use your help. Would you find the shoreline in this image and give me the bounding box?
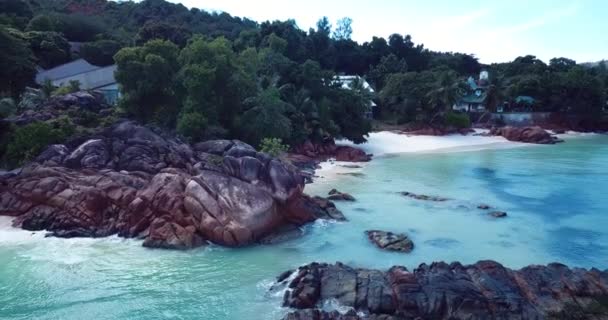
[307,130,601,185]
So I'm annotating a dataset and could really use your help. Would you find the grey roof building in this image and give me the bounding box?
[35,59,120,105]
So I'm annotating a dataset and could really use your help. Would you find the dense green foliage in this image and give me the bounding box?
[80,39,121,66]
[0,26,37,97]
[259,138,289,157]
[114,39,180,125]
[3,120,74,167]
[114,35,372,146]
[443,112,471,129]
[0,0,606,162]
[488,55,607,115]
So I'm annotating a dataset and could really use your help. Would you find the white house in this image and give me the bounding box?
[35,59,120,105]
[453,71,489,113]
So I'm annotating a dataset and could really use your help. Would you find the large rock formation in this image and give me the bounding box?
[291,140,372,163]
[0,121,343,249]
[490,126,561,144]
[6,91,111,126]
[277,261,608,320]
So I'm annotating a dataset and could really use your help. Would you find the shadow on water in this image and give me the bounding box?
[472,166,605,264]
[472,167,590,220]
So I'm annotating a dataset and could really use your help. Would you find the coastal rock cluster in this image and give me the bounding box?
[291,140,372,163]
[0,121,344,249]
[399,191,449,202]
[288,140,372,180]
[365,230,414,253]
[278,261,608,320]
[490,126,562,144]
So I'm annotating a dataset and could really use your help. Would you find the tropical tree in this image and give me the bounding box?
[0,27,36,97]
[238,87,293,146]
[426,71,464,118]
[178,36,257,129]
[333,17,353,40]
[484,76,505,112]
[81,40,122,66]
[368,53,408,89]
[114,39,181,125]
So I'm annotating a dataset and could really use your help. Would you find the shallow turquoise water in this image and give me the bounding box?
[1,135,607,320]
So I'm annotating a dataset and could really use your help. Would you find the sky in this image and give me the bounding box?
[166,0,607,64]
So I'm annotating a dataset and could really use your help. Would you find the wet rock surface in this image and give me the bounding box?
[327,189,356,202]
[365,230,414,253]
[0,121,344,249]
[489,211,508,218]
[490,126,561,144]
[278,261,608,320]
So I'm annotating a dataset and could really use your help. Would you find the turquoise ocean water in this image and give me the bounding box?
[1,134,607,320]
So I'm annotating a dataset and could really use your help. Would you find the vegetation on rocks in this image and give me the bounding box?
[259,138,289,157]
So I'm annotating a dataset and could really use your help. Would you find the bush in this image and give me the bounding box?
[17,87,45,110]
[80,40,121,66]
[444,112,471,129]
[259,137,289,157]
[176,111,208,142]
[0,98,16,118]
[3,120,74,167]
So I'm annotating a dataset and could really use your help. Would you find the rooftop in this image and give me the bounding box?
[35,59,101,84]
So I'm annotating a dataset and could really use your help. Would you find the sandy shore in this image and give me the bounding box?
[311,130,597,184]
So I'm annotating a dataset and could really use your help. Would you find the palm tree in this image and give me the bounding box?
[484,76,505,112]
[477,76,505,124]
[426,71,465,123]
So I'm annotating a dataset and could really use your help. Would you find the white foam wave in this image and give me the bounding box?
[0,216,143,264]
[336,131,520,156]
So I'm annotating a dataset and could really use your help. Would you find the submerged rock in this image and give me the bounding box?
[327,189,356,202]
[477,204,491,210]
[337,172,365,178]
[399,191,449,202]
[365,230,414,253]
[489,211,508,218]
[258,224,304,245]
[0,121,344,249]
[279,261,608,319]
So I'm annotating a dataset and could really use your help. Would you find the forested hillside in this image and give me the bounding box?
[1,0,607,164]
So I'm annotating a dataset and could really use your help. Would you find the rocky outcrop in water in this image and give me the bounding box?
[0,121,344,249]
[327,189,356,202]
[291,140,372,163]
[488,211,507,218]
[490,126,561,144]
[288,140,372,181]
[365,230,414,253]
[399,191,449,202]
[276,261,608,320]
